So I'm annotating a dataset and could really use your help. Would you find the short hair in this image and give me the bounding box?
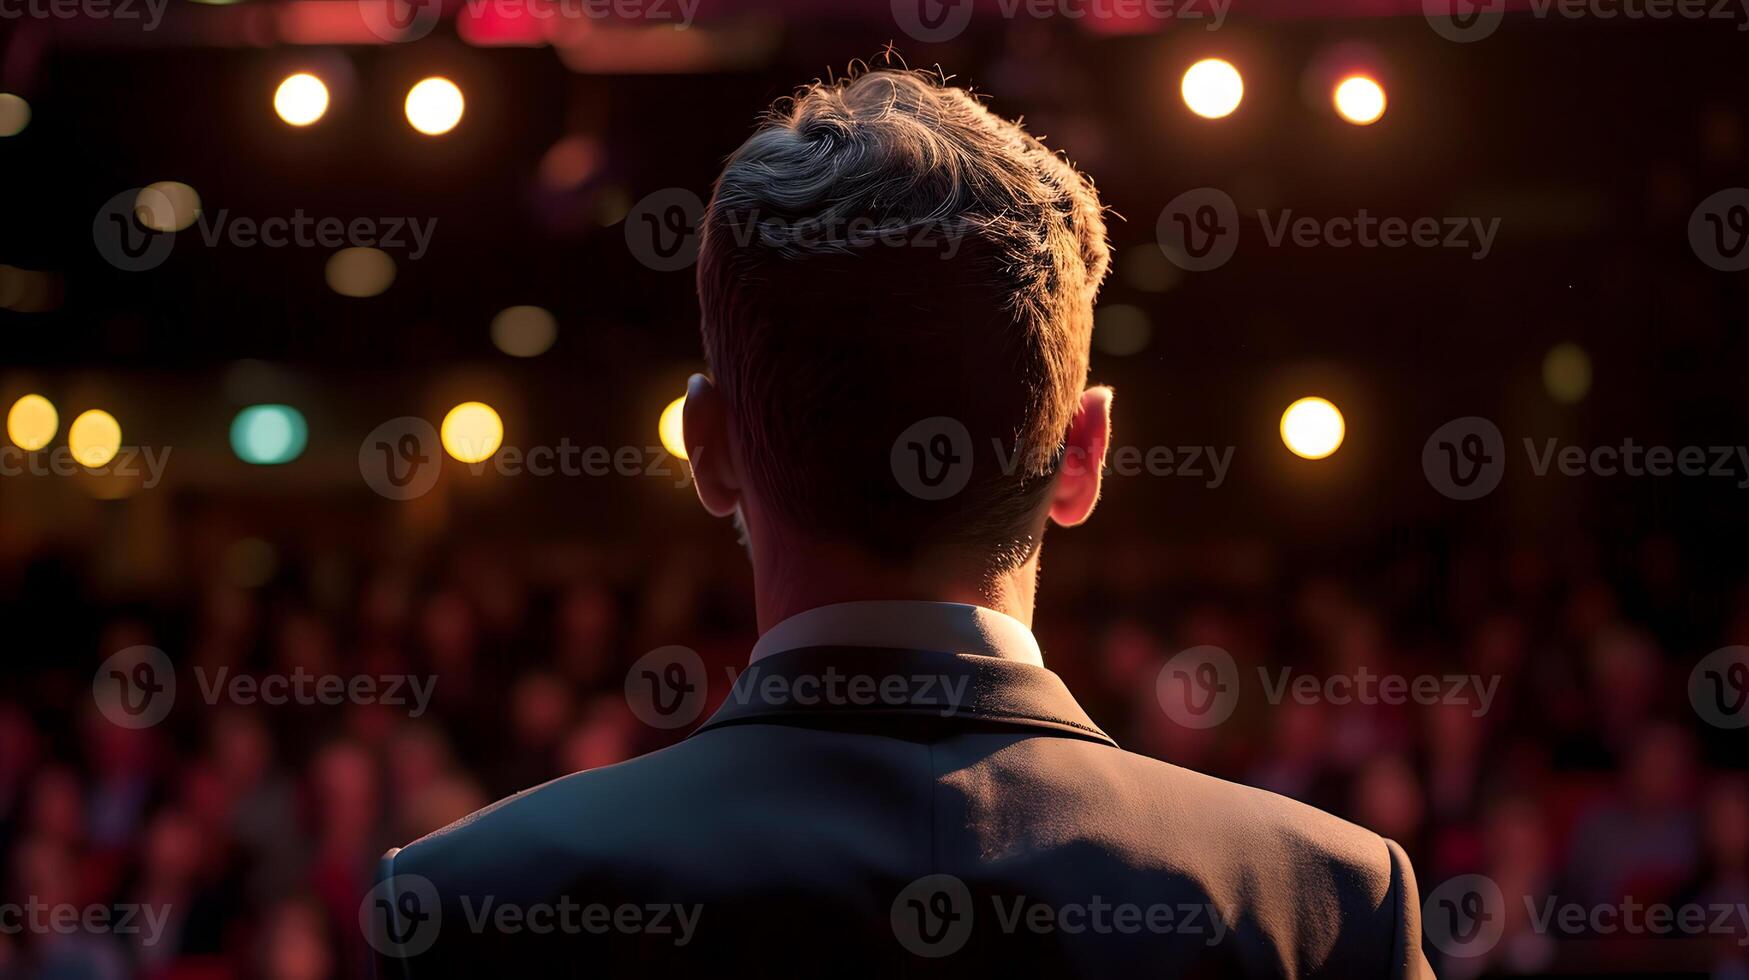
[697,67,1110,572]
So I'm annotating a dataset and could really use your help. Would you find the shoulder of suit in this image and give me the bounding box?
[1109,746,1397,889]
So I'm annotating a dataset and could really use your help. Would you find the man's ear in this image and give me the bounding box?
[1049,386,1113,528]
[683,373,740,519]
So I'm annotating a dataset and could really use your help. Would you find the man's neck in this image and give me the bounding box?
[751,538,1039,633]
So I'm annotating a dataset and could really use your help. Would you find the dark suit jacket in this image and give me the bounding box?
[372,647,1434,978]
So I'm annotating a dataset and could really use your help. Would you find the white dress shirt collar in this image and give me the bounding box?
[749,600,1044,667]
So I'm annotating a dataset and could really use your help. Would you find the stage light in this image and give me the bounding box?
[325,247,395,297]
[441,401,503,463]
[231,404,308,465]
[274,73,330,126]
[0,94,28,137]
[7,394,57,451]
[658,395,687,461]
[405,77,464,136]
[1542,342,1592,404]
[1280,396,1345,460]
[490,306,557,358]
[68,409,121,468]
[1333,75,1386,125]
[135,182,201,233]
[1182,59,1243,119]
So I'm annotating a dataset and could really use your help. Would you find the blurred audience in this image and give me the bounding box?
[0,530,1742,978]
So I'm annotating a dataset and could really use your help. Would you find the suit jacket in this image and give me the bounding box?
[371,646,1434,978]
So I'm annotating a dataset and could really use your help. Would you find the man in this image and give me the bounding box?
[372,68,1433,978]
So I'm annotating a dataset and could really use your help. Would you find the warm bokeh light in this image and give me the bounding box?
[405,77,464,136]
[1333,75,1387,125]
[135,181,201,233]
[7,394,58,451]
[658,395,687,461]
[274,73,330,126]
[538,135,600,191]
[1543,342,1592,404]
[490,306,557,358]
[1181,59,1243,119]
[440,401,503,463]
[68,409,122,468]
[1280,396,1346,460]
[325,247,396,297]
[0,93,29,137]
[230,404,309,465]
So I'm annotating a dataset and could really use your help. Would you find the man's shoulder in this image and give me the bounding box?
[386,738,701,895]
[393,730,1393,899]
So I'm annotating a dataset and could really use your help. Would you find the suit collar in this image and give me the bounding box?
[691,646,1115,746]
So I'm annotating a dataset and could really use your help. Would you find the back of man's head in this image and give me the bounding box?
[697,68,1110,576]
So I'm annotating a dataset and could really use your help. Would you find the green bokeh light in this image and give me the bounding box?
[230,404,307,465]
